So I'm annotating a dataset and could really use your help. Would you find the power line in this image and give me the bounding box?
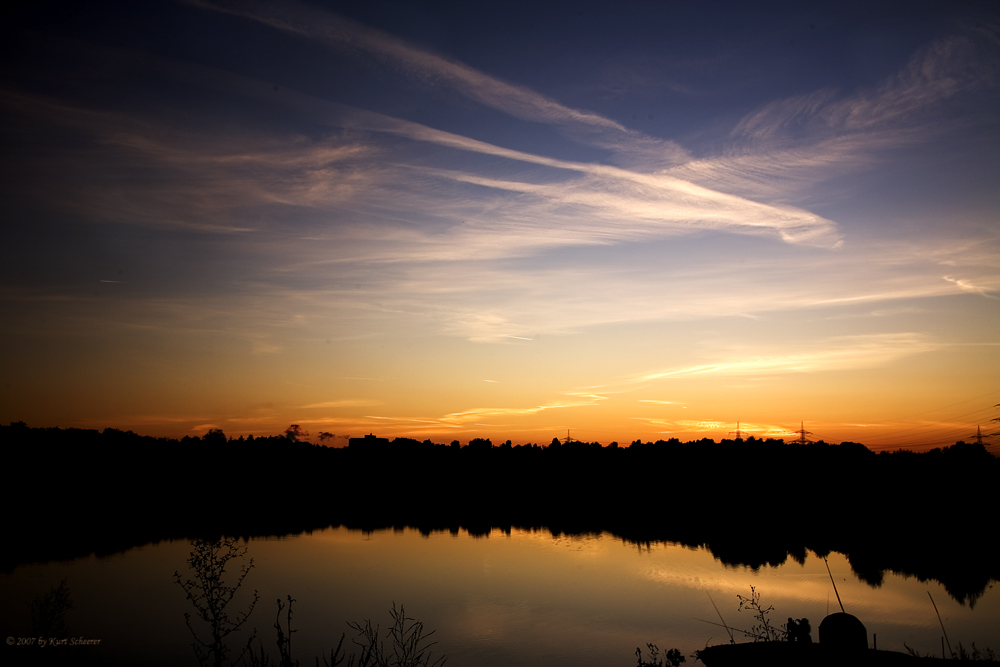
[865,426,989,451]
[862,404,999,445]
[869,388,1000,425]
[867,421,981,444]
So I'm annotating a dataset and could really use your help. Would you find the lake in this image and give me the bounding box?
[2,526,997,666]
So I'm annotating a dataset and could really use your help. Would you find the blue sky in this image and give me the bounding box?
[1,0,998,447]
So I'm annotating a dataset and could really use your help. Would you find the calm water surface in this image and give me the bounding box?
[2,527,997,665]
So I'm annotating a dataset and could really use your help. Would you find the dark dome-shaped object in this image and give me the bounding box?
[819,612,867,650]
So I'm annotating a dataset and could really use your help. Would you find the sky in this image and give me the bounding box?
[1,0,998,450]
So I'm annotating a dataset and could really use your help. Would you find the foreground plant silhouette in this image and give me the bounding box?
[175,538,445,667]
[28,578,73,638]
[736,586,785,642]
[346,602,446,667]
[242,599,445,667]
[175,538,260,667]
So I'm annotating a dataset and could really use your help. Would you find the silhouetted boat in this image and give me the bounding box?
[698,612,968,666]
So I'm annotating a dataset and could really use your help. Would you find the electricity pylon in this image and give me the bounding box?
[796,421,813,445]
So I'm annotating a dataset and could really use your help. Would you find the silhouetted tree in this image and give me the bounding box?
[468,438,492,451]
[285,425,310,442]
[205,429,227,445]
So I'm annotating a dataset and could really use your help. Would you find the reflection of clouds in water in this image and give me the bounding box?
[636,549,955,630]
[640,567,720,590]
[254,526,989,650]
[274,527,998,659]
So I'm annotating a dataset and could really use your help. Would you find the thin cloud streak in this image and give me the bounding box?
[635,333,939,382]
[177,1,842,249]
[441,170,840,248]
[188,0,691,163]
[298,400,382,409]
[260,96,845,251]
[4,84,841,259]
[389,236,999,341]
[298,391,615,437]
[671,26,1000,200]
[734,29,1000,140]
[2,227,994,346]
[439,398,601,425]
[944,276,999,298]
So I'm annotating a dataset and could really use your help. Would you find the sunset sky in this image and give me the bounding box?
[1,0,998,449]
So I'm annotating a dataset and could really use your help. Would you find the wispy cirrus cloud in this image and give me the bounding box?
[2,83,841,255]
[170,1,843,250]
[326,390,614,435]
[365,233,1000,341]
[186,0,691,164]
[439,395,607,425]
[669,26,1000,200]
[733,29,1000,142]
[943,276,999,298]
[3,216,993,347]
[635,333,938,382]
[439,169,840,248]
[5,5,996,352]
[298,399,382,409]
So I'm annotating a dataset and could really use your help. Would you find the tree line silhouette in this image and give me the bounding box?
[2,421,996,605]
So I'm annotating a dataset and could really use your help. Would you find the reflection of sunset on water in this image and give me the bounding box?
[3,527,995,666]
